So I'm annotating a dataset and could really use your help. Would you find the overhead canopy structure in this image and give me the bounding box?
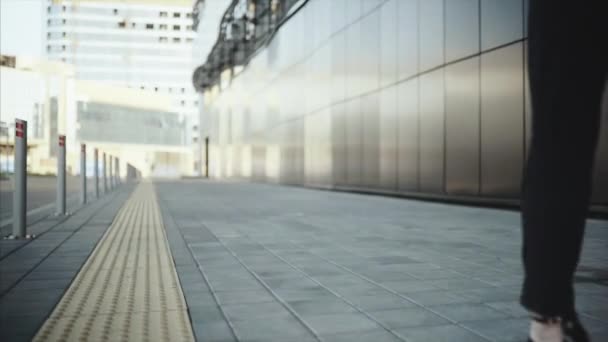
[191,0,305,92]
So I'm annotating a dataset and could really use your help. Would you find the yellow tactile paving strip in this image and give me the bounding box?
[34,182,194,342]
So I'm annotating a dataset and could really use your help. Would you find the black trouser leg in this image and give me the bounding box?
[521,0,607,317]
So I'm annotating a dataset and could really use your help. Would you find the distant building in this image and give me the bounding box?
[0,55,193,177]
[45,0,200,175]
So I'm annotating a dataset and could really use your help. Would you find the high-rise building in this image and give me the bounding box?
[45,0,200,172]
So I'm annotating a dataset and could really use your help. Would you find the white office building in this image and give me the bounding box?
[45,0,200,173]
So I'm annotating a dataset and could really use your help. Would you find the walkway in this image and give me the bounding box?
[2,179,607,341]
[156,180,608,342]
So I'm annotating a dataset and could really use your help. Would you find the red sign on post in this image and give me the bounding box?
[59,135,66,147]
[15,120,24,138]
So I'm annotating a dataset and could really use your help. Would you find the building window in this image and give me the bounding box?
[47,6,51,13]
[173,25,180,31]
[47,32,51,38]
[181,100,186,106]
[173,12,181,18]
[146,23,154,29]
[140,86,145,90]
[168,88,172,93]
[160,11,168,17]
[159,24,168,30]
[173,37,181,43]
[62,32,66,37]
[159,37,168,43]
[47,19,51,25]
[194,101,198,106]
[186,38,193,43]
[62,45,66,51]
[186,13,193,18]
[47,45,51,51]
[62,6,66,12]
[113,9,118,15]
[181,88,185,93]
[62,19,66,24]
[118,21,126,28]
[132,22,136,28]
[187,25,194,30]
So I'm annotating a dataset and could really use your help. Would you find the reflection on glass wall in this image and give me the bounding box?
[77,102,184,146]
[203,0,608,205]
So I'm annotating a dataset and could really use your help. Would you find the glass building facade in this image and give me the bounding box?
[203,0,607,205]
[45,0,199,141]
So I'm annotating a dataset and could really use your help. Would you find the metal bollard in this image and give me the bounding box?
[94,148,99,198]
[13,119,27,238]
[103,152,107,193]
[56,135,66,215]
[115,157,120,186]
[109,156,113,191]
[80,144,87,204]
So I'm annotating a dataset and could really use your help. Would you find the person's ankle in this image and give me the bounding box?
[530,319,563,342]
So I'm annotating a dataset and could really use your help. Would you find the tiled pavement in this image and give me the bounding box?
[0,185,134,341]
[156,180,608,342]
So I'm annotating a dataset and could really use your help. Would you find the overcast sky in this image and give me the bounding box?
[0,0,46,58]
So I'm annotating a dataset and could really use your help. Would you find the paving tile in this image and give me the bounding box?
[215,289,276,305]
[322,329,402,342]
[402,290,475,306]
[485,301,529,318]
[370,307,449,329]
[303,313,381,335]
[394,324,488,342]
[428,303,509,322]
[462,318,529,341]
[346,293,416,311]
[288,299,357,316]
[192,320,236,342]
[188,304,226,323]
[222,301,291,321]
[380,280,439,293]
[231,317,314,341]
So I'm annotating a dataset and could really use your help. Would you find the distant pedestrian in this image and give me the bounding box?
[521,1,606,342]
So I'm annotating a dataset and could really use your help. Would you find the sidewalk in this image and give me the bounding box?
[156,180,608,342]
[1,179,606,341]
[0,184,134,341]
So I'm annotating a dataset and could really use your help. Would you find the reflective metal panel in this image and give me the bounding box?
[419,0,444,72]
[363,0,385,14]
[397,0,418,80]
[362,92,380,188]
[419,69,445,193]
[332,31,346,104]
[379,86,398,190]
[592,86,608,203]
[345,20,361,98]
[397,79,419,191]
[380,0,398,87]
[524,41,531,161]
[480,43,524,196]
[446,0,480,62]
[346,98,363,186]
[332,103,347,186]
[445,57,480,195]
[481,0,523,50]
[359,9,380,95]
